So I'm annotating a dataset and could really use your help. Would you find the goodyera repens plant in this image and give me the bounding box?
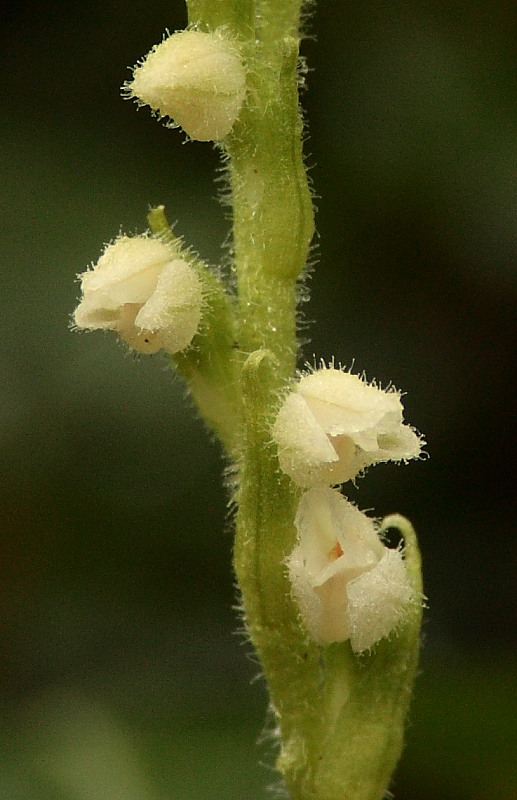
[72,4,426,800]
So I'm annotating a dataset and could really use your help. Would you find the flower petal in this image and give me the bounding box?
[80,236,172,306]
[347,548,414,653]
[298,369,402,436]
[274,393,339,487]
[134,258,202,338]
[73,294,121,330]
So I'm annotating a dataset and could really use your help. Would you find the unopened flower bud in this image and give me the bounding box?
[74,235,203,355]
[125,29,246,141]
[288,488,417,652]
[273,366,424,488]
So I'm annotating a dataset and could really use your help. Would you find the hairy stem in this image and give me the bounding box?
[182,3,422,799]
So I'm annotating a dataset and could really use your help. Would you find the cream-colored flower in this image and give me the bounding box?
[273,366,424,487]
[288,488,416,652]
[74,235,203,355]
[125,29,246,141]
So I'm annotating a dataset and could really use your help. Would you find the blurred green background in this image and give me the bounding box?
[1,1,516,798]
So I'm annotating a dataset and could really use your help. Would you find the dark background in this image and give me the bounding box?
[1,1,516,798]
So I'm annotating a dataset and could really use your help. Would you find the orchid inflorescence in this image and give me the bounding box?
[72,13,426,800]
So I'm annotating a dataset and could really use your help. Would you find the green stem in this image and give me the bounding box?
[224,1,322,786]
[235,351,323,781]
[186,0,254,36]
[189,0,314,377]
[228,31,313,374]
[185,0,324,792]
[210,0,322,789]
[182,3,422,800]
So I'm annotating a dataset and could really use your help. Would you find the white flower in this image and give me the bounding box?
[74,235,203,355]
[288,488,416,652]
[272,366,424,487]
[125,30,246,141]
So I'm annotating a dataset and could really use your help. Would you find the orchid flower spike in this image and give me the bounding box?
[288,488,418,652]
[74,235,203,355]
[125,29,246,142]
[272,365,424,488]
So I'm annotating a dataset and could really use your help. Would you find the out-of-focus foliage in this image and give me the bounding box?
[0,1,515,798]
